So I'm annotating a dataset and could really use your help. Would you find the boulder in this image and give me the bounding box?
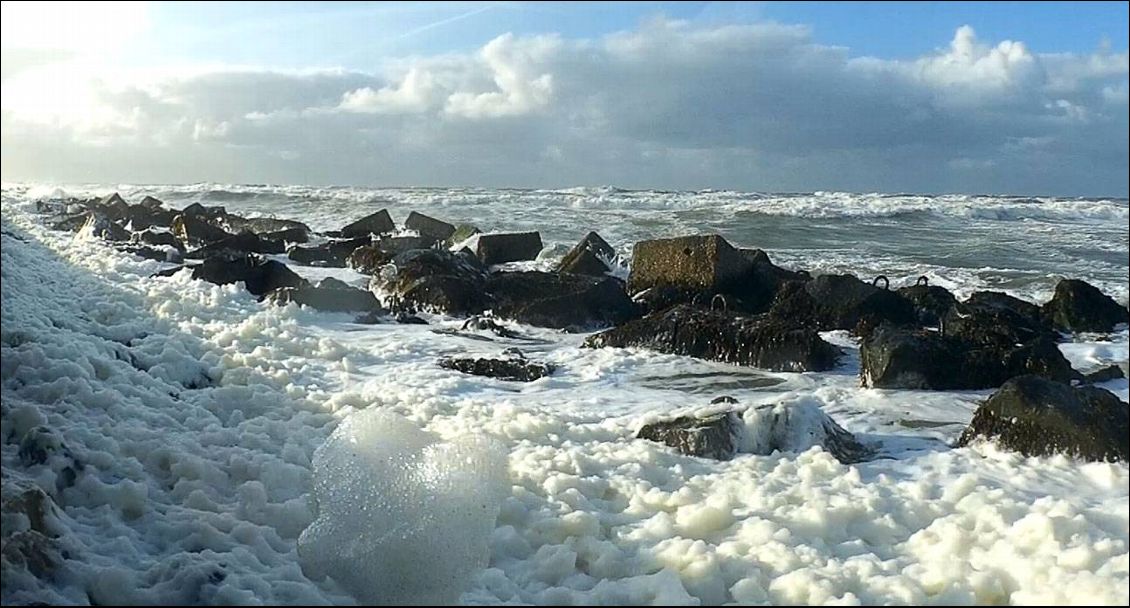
[132,228,184,250]
[860,325,1077,390]
[49,214,91,232]
[405,211,456,242]
[184,231,286,259]
[1042,279,1128,333]
[266,283,382,313]
[586,304,841,372]
[288,237,371,267]
[474,231,543,265]
[381,249,490,316]
[637,411,742,460]
[627,234,750,295]
[139,195,165,209]
[942,291,1055,348]
[438,352,555,382]
[772,274,917,331]
[76,213,130,242]
[557,231,616,276]
[172,213,233,248]
[191,255,308,297]
[120,245,179,262]
[896,278,957,326]
[346,237,439,274]
[338,209,395,239]
[743,401,873,464]
[236,217,311,239]
[260,227,310,244]
[1082,364,1126,384]
[487,271,638,331]
[450,224,481,245]
[957,375,1129,461]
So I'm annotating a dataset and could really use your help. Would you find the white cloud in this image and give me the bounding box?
[2,20,1127,195]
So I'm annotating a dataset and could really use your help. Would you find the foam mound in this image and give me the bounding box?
[297,410,509,605]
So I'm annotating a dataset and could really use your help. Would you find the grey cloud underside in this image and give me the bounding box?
[2,22,1127,195]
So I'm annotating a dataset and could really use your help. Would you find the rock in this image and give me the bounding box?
[557,231,616,276]
[172,213,233,248]
[1082,364,1125,384]
[637,411,742,460]
[627,234,750,295]
[1042,279,1128,333]
[586,304,841,372]
[450,224,481,245]
[76,213,130,241]
[236,217,310,238]
[396,313,428,324]
[260,226,310,244]
[861,324,1077,390]
[139,195,165,209]
[487,271,638,331]
[438,352,555,382]
[120,245,178,262]
[49,214,91,232]
[191,255,308,297]
[744,401,873,464]
[405,211,456,242]
[382,249,490,316]
[266,284,383,313]
[346,244,396,275]
[184,231,285,259]
[474,232,543,265]
[772,274,917,331]
[288,236,371,267]
[957,375,1129,461]
[942,291,1055,348]
[896,278,957,326]
[1,481,63,581]
[338,209,395,239]
[132,228,184,250]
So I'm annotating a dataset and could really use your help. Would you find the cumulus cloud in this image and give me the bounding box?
[2,19,1127,195]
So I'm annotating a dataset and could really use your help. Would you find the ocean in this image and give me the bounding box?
[2,183,1127,605]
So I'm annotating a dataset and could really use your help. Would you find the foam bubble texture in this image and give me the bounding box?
[297,409,509,605]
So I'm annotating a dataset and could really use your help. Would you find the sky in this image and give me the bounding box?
[1,1,1127,196]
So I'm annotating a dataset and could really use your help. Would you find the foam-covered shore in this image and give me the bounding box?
[2,193,1129,605]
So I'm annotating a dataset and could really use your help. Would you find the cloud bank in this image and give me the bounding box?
[2,19,1127,195]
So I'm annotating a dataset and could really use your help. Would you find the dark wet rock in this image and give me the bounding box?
[450,224,481,245]
[172,213,233,248]
[77,213,130,241]
[181,202,228,219]
[462,316,527,339]
[353,310,385,324]
[139,195,165,209]
[184,231,285,259]
[317,277,353,290]
[232,217,310,241]
[711,395,739,405]
[487,271,638,331]
[338,209,395,239]
[745,401,873,464]
[405,211,456,242]
[345,236,438,274]
[861,325,1077,390]
[627,234,751,295]
[266,283,382,313]
[1,481,63,581]
[1082,364,1126,384]
[439,353,555,382]
[896,278,958,326]
[770,274,917,331]
[120,245,179,262]
[942,291,1055,348]
[288,236,370,267]
[957,375,1129,462]
[396,312,428,324]
[557,231,616,276]
[1042,279,1129,333]
[637,411,742,460]
[191,255,308,297]
[132,228,184,250]
[49,214,91,232]
[474,232,543,265]
[382,249,491,316]
[586,304,841,372]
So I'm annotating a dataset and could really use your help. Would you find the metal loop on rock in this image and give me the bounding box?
[916,275,929,287]
[872,275,890,290]
[710,294,729,312]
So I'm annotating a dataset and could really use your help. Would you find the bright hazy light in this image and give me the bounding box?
[0,1,149,51]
